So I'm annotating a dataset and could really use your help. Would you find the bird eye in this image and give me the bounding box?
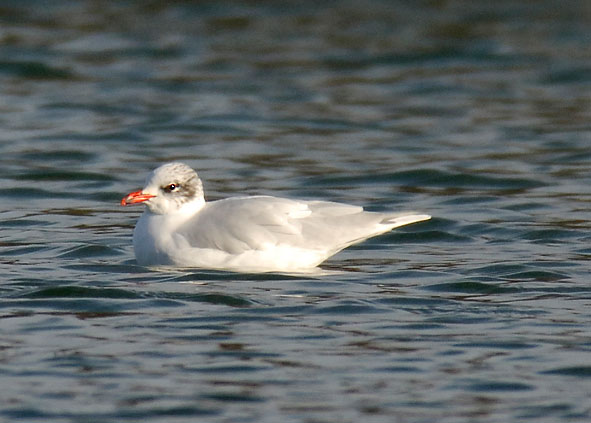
[164,183,178,193]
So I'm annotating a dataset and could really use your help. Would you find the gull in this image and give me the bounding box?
[121,162,430,273]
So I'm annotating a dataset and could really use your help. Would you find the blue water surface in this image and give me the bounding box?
[0,1,590,422]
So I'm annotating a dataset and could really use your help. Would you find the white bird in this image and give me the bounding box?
[121,162,430,273]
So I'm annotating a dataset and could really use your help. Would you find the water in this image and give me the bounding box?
[1,1,590,422]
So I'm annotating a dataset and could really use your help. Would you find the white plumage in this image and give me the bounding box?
[122,162,430,272]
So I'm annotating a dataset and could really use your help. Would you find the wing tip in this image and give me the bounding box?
[382,213,431,227]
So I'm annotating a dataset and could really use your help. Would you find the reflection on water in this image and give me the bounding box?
[1,1,590,422]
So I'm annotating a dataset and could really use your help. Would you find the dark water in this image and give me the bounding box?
[1,1,590,422]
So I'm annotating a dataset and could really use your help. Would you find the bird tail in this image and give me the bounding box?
[381,213,431,229]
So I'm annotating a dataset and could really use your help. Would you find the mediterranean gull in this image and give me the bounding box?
[121,162,430,273]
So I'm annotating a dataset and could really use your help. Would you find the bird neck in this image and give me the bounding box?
[173,197,206,220]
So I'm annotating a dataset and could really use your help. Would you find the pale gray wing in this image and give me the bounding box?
[178,195,428,254]
[178,196,312,253]
[289,201,429,252]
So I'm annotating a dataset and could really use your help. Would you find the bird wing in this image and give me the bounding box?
[177,195,428,255]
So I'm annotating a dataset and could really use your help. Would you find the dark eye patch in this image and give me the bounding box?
[163,183,179,193]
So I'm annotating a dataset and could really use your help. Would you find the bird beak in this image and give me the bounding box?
[121,190,156,206]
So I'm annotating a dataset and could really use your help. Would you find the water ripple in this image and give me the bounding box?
[0,1,589,422]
